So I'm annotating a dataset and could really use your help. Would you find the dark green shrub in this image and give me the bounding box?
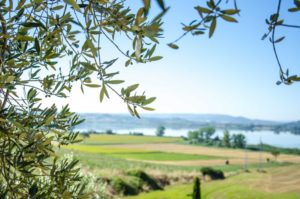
[131,132,144,136]
[192,177,201,199]
[105,129,114,135]
[201,167,225,180]
[81,133,90,138]
[156,126,166,137]
[111,177,139,196]
[126,170,162,190]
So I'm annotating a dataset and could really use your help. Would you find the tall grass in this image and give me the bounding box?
[79,134,183,145]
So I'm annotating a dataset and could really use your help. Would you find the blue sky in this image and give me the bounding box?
[52,0,300,121]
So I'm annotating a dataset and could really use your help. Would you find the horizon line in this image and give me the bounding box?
[76,112,294,123]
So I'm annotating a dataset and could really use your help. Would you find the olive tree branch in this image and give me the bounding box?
[279,23,300,29]
[170,0,223,44]
[271,0,285,80]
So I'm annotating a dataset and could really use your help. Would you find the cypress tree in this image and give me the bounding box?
[192,177,201,199]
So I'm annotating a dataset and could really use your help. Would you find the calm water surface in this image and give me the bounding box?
[114,128,300,149]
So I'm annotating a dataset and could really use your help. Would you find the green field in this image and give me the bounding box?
[65,145,144,153]
[59,149,201,173]
[125,183,300,199]
[126,165,300,199]
[111,151,220,161]
[60,148,291,174]
[79,134,183,145]
[65,145,221,161]
[62,134,296,173]
[59,134,300,198]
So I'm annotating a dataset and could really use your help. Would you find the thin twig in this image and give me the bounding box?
[271,0,284,76]
[280,23,300,29]
[170,0,223,44]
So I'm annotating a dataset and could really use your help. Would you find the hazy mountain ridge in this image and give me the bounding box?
[273,120,300,134]
[141,113,280,125]
[76,113,284,131]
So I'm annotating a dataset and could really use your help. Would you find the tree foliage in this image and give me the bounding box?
[0,0,298,197]
[232,133,246,148]
[161,0,300,85]
[271,150,280,161]
[187,127,215,144]
[192,177,201,199]
[155,125,165,136]
[200,167,225,180]
[187,128,247,149]
[223,130,231,147]
[261,0,300,85]
[201,126,216,142]
[0,0,162,197]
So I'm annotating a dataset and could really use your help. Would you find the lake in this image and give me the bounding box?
[81,128,300,149]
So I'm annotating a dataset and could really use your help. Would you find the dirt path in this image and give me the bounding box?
[108,143,300,166]
[250,165,300,193]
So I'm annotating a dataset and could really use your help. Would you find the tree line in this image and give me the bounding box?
[187,127,246,149]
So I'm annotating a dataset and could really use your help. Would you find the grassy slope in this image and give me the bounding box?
[65,145,144,153]
[64,145,221,161]
[125,184,299,199]
[111,152,220,161]
[80,134,182,145]
[61,135,294,173]
[64,134,299,198]
[59,148,291,174]
[126,165,300,199]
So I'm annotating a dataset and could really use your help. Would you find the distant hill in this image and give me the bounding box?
[141,113,279,125]
[273,121,300,134]
[75,113,283,131]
